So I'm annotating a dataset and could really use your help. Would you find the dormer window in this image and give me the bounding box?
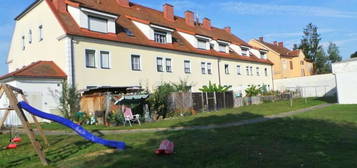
[88,16,108,33]
[260,51,267,59]
[219,44,227,52]
[198,39,208,50]
[241,46,250,56]
[154,31,167,44]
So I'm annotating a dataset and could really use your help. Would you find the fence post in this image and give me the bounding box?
[214,92,217,111]
[205,92,208,111]
[201,92,204,112]
[223,92,226,109]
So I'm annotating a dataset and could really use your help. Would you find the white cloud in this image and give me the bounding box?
[219,2,357,18]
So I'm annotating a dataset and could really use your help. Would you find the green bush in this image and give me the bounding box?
[199,81,232,93]
[58,81,81,120]
[245,85,262,97]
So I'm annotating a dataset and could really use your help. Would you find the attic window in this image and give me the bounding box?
[88,16,108,33]
[219,44,227,52]
[124,28,134,36]
[154,31,167,44]
[241,47,249,56]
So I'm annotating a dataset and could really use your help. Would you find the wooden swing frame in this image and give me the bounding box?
[0,84,49,165]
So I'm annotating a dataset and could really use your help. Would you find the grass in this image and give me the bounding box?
[39,98,328,131]
[1,103,357,168]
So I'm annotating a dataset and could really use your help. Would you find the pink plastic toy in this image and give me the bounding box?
[155,140,174,155]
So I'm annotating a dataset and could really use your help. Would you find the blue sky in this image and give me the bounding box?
[1,0,357,75]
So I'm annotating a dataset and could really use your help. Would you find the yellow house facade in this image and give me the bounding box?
[6,0,274,94]
[249,38,314,79]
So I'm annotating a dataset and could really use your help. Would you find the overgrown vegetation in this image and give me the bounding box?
[58,81,81,120]
[245,85,262,97]
[199,81,232,93]
[148,80,192,119]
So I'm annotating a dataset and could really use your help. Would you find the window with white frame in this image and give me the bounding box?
[154,31,167,44]
[201,62,206,74]
[131,55,141,71]
[242,48,249,56]
[39,25,43,41]
[21,36,25,50]
[100,51,110,69]
[207,63,212,74]
[197,39,207,50]
[88,16,108,33]
[28,30,32,44]
[85,49,96,68]
[184,60,191,74]
[166,58,172,72]
[219,44,227,52]
[246,66,249,76]
[237,65,241,75]
[250,66,253,76]
[225,64,229,74]
[157,57,164,72]
[265,68,268,76]
[256,67,260,76]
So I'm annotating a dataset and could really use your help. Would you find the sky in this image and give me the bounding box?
[0,0,357,75]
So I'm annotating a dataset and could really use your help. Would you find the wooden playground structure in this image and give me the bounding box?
[0,84,49,165]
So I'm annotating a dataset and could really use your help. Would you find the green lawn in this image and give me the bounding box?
[39,98,328,131]
[3,98,353,168]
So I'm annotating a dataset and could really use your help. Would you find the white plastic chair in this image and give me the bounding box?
[123,107,141,127]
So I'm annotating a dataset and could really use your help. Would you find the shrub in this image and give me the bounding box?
[199,81,232,93]
[58,81,81,120]
[148,83,176,119]
[245,85,262,97]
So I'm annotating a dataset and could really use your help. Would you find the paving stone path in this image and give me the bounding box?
[4,103,333,136]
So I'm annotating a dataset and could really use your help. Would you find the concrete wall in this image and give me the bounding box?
[274,74,336,97]
[332,58,357,104]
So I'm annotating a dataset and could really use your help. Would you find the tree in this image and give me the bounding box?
[327,42,342,63]
[315,48,331,74]
[58,81,81,120]
[351,51,357,58]
[298,23,322,63]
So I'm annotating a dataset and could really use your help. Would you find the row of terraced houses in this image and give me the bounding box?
[0,0,314,113]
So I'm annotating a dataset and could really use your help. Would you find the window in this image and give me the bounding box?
[131,55,141,71]
[156,57,163,72]
[237,65,241,75]
[184,60,191,74]
[197,39,207,50]
[28,30,32,44]
[264,68,268,76]
[207,63,212,74]
[85,49,96,68]
[39,25,43,41]
[21,36,25,50]
[100,51,110,69]
[154,31,167,44]
[88,16,108,33]
[242,48,249,56]
[201,62,206,74]
[225,64,229,74]
[219,44,227,52]
[256,67,260,76]
[290,61,294,70]
[246,66,249,76]
[166,58,172,72]
[250,66,253,76]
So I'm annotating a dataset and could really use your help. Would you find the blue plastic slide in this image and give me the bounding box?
[18,101,126,150]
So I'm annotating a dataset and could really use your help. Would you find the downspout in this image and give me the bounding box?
[69,36,76,87]
[217,57,222,86]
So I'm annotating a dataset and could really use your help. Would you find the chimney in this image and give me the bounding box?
[163,4,174,21]
[202,18,211,30]
[52,0,66,12]
[259,37,264,41]
[278,42,284,47]
[116,0,130,7]
[273,41,278,46]
[224,26,231,33]
[185,11,194,27]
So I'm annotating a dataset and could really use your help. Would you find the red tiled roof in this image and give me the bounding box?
[0,61,67,80]
[44,0,272,65]
[258,40,300,58]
